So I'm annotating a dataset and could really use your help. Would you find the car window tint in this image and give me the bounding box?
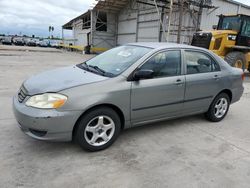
[185,51,220,74]
[241,20,250,37]
[140,50,181,78]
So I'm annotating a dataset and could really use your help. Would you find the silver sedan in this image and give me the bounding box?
[13,43,244,151]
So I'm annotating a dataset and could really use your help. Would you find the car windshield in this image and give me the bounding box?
[218,16,241,31]
[82,45,152,77]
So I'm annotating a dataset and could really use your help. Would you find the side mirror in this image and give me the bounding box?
[133,69,154,81]
[212,25,217,30]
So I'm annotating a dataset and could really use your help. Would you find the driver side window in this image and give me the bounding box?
[139,50,181,78]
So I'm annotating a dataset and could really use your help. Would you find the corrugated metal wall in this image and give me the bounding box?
[117,10,137,44]
[117,3,163,45]
[91,10,117,49]
[137,8,160,42]
[72,19,90,46]
[117,1,200,45]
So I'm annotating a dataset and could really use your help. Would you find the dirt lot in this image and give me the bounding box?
[1,45,250,188]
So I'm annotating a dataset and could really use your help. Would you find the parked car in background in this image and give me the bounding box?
[0,36,5,43]
[13,37,25,46]
[2,37,12,45]
[13,43,244,151]
[35,39,42,46]
[38,40,48,47]
[26,39,36,46]
[50,40,59,48]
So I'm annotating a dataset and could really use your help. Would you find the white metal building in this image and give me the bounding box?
[62,0,250,52]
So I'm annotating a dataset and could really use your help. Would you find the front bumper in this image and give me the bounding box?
[13,95,82,141]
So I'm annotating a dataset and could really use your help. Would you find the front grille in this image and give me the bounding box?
[191,32,212,49]
[18,85,28,103]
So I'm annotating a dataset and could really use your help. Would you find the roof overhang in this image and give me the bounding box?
[93,0,129,13]
[224,0,250,10]
[62,10,91,30]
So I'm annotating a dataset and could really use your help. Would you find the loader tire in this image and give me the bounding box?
[225,51,246,71]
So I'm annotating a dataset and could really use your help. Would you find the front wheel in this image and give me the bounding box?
[205,93,230,122]
[75,107,121,151]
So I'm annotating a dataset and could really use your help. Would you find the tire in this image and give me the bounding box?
[205,93,230,122]
[75,107,121,151]
[224,51,246,71]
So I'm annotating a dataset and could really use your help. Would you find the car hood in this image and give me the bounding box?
[23,66,108,95]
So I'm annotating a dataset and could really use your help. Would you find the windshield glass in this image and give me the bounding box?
[84,45,152,76]
[218,16,241,31]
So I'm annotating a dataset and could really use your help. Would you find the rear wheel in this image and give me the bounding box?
[225,51,246,71]
[205,93,230,122]
[75,107,121,151]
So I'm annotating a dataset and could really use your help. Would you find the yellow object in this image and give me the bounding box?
[59,44,108,54]
[59,44,84,51]
[208,30,237,56]
[90,47,108,54]
[192,14,250,70]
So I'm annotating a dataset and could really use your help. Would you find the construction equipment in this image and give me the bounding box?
[191,14,250,71]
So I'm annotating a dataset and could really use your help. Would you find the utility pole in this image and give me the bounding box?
[177,0,184,43]
[166,0,173,42]
[197,0,204,31]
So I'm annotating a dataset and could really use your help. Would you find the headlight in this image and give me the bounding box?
[228,34,237,41]
[26,93,67,109]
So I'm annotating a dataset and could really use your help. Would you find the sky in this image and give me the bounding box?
[0,0,249,38]
[0,0,94,38]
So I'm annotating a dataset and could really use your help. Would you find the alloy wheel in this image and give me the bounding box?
[214,98,228,119]
[84,116,115,147]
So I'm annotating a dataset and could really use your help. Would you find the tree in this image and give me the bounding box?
[49,26,54,39]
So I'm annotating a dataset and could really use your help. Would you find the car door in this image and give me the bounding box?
[183,50,222,115]
[130,50,185,125]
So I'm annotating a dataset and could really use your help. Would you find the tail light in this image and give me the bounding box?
[241,73,245,81]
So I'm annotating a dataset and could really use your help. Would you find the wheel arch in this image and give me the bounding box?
[218,89,232,102]
[72,103,125,139]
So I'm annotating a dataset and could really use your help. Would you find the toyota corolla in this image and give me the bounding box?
[13,43,244,151]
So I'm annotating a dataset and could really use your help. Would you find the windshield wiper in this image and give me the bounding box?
[77,63,114,77]
[77,63,90,71]
[88,65,114,77]
[89,65,105,74]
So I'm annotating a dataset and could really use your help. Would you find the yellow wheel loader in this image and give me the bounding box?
[191,14,250,71]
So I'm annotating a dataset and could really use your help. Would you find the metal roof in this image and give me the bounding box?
[62,10,91,29]
[224,0,250,9]
[62,0,250,29]
[93,0,129,13]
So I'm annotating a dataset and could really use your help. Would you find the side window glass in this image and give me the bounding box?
[241,20,250,37]
[185,51,220,74]
[140,51,181,78]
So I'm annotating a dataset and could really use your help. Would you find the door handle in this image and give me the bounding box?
[175,79,183,85]
[213,74,220,80]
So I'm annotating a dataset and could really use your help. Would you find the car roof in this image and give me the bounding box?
[127,42,202,50]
